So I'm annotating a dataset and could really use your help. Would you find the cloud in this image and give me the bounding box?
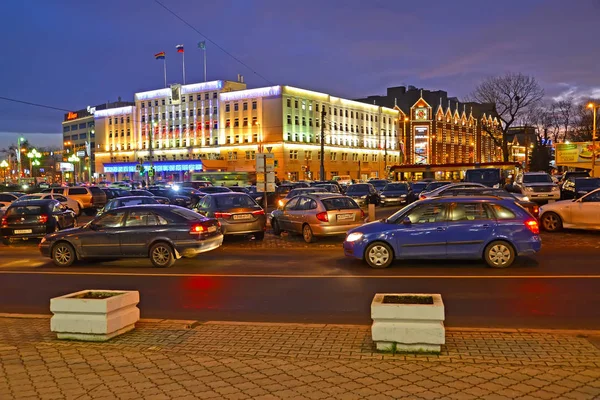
[552,85,600,102]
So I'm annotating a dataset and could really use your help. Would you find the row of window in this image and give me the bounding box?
[140,107,218,122]
[139,93,218,108]
[287,150,397,163]
[224,101,258,112]
[63,122,94,132]
[285,98,393,124]
[64,133,94,141]
[109,117,130,125]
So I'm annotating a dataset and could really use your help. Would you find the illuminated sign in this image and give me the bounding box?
[135,88,171,101]
[94,106,134,118]
[220,86,281,102]
[103,161,203,173]
[56,162,74,172]
[414,108,429,120]
[86,106,96,114]
[66,112,78,120]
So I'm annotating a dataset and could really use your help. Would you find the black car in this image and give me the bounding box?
[464,168,505,188]
[228,186,250,194]
[422,181,452,193]
[368,179,389,193]
[147,187,192,207]
[408,181,429,203]
[345,183,380,207]
[1,199,76,245]
[380,183,410,206]
[562,177,600,200]
[172,187,204,206]
[198,186,233,195]
[129,190,171,204]
[39,205,223,268]
[97,196,159,216]
[101,188,132,200]
[310,180,344,193]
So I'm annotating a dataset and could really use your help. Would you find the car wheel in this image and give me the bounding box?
[484,241,515,268]
[365,242,393,269]
[302,224,315,243]
[272,219,281,235]
[254,232,265,241]
[150,242,175,268]
[52,242,76,267]
[541,212,562,232]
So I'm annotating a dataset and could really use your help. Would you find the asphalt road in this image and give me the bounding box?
[0,238,599,329]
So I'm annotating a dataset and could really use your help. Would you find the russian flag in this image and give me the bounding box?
[154,51,165,59]
[176,44,184,53]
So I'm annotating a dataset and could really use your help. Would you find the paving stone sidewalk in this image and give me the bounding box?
[1,317,599,399]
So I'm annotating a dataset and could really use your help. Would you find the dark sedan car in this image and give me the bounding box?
[101,187,132,200]
[408,181,429,202]
[561,177,600,200]
[380,183,410,206]
[147,187,192,207]
[129,190,171,204]
[368,179,389,193]
[345,183,380,207]
[198,186,233,195]
[1,199,76,245]
[97,196,159,216]
[194,193,266,239]
[39,205,223,267]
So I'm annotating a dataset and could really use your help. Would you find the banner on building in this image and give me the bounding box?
[555,142,600,164]
[171,84,181,105]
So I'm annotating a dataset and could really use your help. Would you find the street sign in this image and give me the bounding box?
[266,146,273,153]
[135,164,141,171]
[256,153,275,172]
[148,168,155,177]
[76,150,85,157]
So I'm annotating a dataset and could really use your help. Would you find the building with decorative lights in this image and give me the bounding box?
[93,79,400,182]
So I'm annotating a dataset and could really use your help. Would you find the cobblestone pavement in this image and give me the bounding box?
[1,317,599,399]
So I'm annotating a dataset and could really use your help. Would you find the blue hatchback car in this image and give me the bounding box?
[343,196,541,268]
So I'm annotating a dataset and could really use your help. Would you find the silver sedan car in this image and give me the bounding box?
[270,193,365,243]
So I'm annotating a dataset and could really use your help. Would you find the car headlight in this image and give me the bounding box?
[400,194,407,197]
[523,186,533,191]
[380,195,386,199]
[360,195,367,199]
[522,196,530,201]
[346,232,364,242]
[552,186,559,191]
[493,183,500,188]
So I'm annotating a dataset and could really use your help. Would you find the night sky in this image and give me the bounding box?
[1,0,599,148]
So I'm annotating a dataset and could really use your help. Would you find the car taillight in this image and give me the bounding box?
[316,212,329,222]
[1,216,6,227]
[251,210,265,216]
[419,195,426,200]
[190,224,206,234]
[525,219,539,234]
[214,212,232,218]
[360,209,365,219]
[38,214,48,224]
[278,200,284,208]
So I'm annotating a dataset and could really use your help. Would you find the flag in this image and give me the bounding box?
[176,44,184,53]
[154,51,165,60]
[198,41,206,50]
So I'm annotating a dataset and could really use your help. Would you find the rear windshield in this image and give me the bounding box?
[118,198,157,207]
[169,208,203,221]
[7,205,43,216]
[322,197,359,211]
[411,183,428,191]
[523,174,552,183]
[214,194,256,208]
[346,184,369,194]
[465,169,500,183]
[89,187,104,195]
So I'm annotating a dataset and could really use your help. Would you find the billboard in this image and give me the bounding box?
[555,142,600,164]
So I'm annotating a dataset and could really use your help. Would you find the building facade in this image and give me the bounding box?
[94,81,400,182]
[355,86,503,166]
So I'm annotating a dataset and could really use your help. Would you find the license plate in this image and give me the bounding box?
[337,214,354,221]
[233,214,252,220]
[14,229,32,234]
[208,226,217,233]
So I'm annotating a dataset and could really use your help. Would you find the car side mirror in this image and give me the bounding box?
[402,217,412,225]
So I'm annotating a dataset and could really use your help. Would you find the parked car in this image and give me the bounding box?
[368,179,389,193]
[129,190,171,204]
[271,193,365,243]
[464,168,505,188]
[561,177,600,200]
[1,199,76,245]
[180,181,213,190]
[147,187,192,207]
[101,187,131,201]
[0,193,23,208]
[419,182,487,200]
[421,181,452,194]
[277,187,328,209]
[194,193,266,239]
[345,183,381,207]
[228,186,250,194]
[172,187,204,206]
[380,183,411,206]
[408,181,429,203]
[343,197,541,269]
[312,183,341,194]
[39,205,223,267]
[42,186,107,214]
[19,193,82,216]
[559,170,590,190]
[513,172,560,202]
[539,188,600,232]
[434,188,540,219]
[198,186,233,195]
[97,196,160,216]
[311,180,344,192]
[332,175,353,186]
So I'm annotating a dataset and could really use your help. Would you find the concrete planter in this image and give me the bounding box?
[371,293,445,352]
[50,290,140,341]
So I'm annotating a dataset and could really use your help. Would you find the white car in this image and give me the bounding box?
[540,188,600,232]
[514,172,560,202]
[19,193,82,216]
[420,182,487,200]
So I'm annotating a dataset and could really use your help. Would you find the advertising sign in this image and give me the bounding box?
[555,142,600,164]
[57,162,74,172]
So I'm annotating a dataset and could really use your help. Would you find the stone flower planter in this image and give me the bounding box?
[50,290,140,341]
[371,293,445,352]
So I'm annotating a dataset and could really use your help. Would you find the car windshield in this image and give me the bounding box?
[523,174,552,183]
[131,190,153,196]
[322,197,359,210]
[425,182,451,191]
[202,187,232,193]
[7,205,43,216]
[346,185,369,194]
[370,180,387,188]
[214,194,256,208]
[383,183,408,191]
[117,198,157,206]
[465,169,500,183]
[411,183,428,192]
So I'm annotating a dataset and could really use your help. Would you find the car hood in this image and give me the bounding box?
[540,199,574,211]
[382,190,408,196]
[347,220,391,235]
[523,182,555,187]
[45,226,84,240]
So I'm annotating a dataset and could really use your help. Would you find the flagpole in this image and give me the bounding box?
[203,47,207,82]
[182,51,186,84]
[163,58,167,88]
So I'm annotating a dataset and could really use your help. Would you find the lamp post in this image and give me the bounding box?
[0,160,8,182]
[27,148,41,178]
[68,154,80,182]
[587,103,598,177]
[16,136,26,178]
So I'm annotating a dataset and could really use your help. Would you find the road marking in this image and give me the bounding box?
[0,260,46,268]
[0,271,599,279]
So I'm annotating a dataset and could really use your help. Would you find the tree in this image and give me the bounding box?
[554,99,574,143]
[470,72,544,161]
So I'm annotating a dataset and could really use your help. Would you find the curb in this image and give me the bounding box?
[0,313,598,336]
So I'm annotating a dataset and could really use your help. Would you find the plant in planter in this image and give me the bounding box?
[371,293,445,353]
[50,290,140,341]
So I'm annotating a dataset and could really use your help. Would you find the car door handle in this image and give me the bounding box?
[436,227,446,231]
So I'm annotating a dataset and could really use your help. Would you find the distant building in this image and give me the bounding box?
[507,126,538,165]
[61,99,133,181]
[354,85,503,165]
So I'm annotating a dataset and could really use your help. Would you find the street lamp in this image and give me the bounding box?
[586,103,598,177]
[68,154,80,182]
[0,160,8,182]
[27,148,41,178]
